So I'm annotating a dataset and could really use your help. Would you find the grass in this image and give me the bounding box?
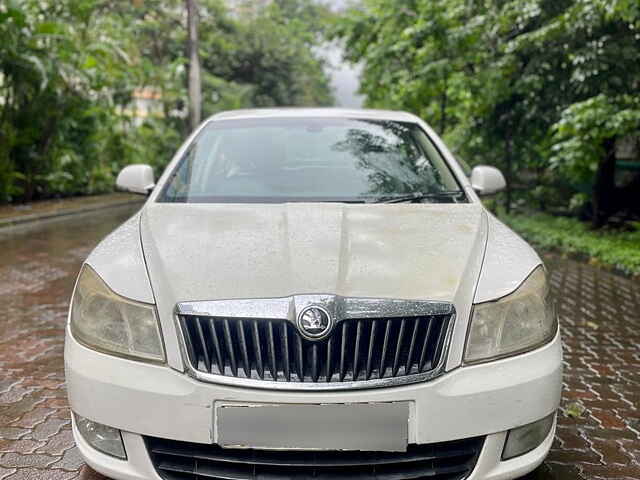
[500,212,640,277]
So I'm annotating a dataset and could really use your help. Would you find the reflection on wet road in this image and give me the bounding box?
[0,205,638,479]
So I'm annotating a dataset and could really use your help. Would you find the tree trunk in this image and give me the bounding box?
[186,0,201,132]
[618,172,640,219]
[591,137,617,228]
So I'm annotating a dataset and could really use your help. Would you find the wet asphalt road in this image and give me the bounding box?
[0,205,639,480]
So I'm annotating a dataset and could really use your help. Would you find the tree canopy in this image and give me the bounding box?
[336,0,640,225]
[0,0,334,203]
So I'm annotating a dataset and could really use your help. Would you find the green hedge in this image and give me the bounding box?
[501,213,640,276]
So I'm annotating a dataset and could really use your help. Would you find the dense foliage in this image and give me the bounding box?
[502,213,640,276]
[337,0,640,227]
[0,0,333,203]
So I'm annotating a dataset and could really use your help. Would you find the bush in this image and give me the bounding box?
[501,213,640,276]
[0,0,333,205]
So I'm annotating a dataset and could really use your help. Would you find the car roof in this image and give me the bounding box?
[209,108,420,123]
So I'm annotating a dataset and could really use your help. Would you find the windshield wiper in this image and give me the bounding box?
[372,191,466,204]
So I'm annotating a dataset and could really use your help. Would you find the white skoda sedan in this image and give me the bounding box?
[65,108,562,480]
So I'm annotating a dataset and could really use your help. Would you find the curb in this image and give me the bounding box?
[0,198,144,230]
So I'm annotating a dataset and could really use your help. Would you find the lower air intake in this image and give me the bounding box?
[146,436,484,480]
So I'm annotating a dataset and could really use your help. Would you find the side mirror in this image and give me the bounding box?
[470,165,506,196]
[116,164,155,195]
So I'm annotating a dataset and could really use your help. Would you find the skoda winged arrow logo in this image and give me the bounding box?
[297,305,333,339]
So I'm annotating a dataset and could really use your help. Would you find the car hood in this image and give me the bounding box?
[140,202,487,304]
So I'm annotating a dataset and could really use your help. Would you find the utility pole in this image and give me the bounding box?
[186,0,201,131]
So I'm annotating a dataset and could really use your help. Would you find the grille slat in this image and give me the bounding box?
[146,436,483,480]
[379,320,392,379]
[281,323,291,381]
[237,320,250,378]
[195,321,212,373]
[181,317,197,366]
[365,320,377,380]
[339,322,348,381]
[405,319,420,375]
[266,321,277,381]
[418,318,434,373]
[251,320,264,379]
[222,319,238,376]
[295,334,304,381]
[433,318,448,366]
[180,314,450,385]
[392,318,407,376]
[352,320,363,381]
[311,344,320,382]
[208,319,224,374]
[326,336,334,382]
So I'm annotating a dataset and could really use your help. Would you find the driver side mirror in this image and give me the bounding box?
[470,165,506,196]
[116,164,155,195]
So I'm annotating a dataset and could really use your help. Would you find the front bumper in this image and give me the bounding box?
[65,328,562,480]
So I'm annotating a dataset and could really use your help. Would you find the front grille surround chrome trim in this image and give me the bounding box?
[174,295,456,391]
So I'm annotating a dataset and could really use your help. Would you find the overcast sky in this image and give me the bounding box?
[320,0,363,107]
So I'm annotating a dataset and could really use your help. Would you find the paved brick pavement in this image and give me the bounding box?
[540,256,640,480]
[0,206,638,479]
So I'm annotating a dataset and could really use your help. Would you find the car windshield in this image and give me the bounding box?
[158,117,467,203]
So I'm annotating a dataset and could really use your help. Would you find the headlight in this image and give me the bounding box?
[465,266,557,363]
[70,265,165,362]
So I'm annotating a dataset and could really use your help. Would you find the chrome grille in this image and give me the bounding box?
[146,435,484,480]
[178,314,451,385]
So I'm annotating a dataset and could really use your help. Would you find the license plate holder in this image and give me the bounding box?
[215,402,410,452]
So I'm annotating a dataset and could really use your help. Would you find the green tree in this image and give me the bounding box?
[204,0,334,107]
[0,0,146,201]
[0,0,335,203]
[337,0,640,224]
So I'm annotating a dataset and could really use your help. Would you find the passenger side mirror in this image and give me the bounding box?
[116,164,155,195]
[470,165,506,196]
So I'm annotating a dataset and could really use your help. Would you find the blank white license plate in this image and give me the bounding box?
[216,402,410,452]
